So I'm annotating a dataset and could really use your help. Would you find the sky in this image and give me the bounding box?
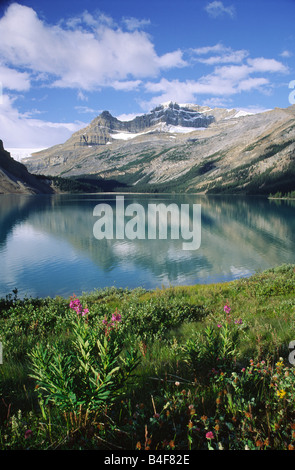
[0,0,294,149]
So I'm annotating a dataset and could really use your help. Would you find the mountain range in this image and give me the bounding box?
[18,101,295,194]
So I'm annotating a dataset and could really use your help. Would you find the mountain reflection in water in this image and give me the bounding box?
[0,193,294,298]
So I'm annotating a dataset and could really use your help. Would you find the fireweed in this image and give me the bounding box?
[28,300,141,416]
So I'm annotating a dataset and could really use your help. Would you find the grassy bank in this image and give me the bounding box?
[1,264,295,450]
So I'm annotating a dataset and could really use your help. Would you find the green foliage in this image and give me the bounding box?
[1,266,295,449]
[28,308,141,414]
[182,323,240,376]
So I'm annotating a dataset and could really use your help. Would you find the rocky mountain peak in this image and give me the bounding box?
[68,102,216,148]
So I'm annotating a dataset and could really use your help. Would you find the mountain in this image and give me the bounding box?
[0,140,55,194]
[22,102,295,194]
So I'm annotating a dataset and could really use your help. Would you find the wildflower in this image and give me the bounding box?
[206,431,214,440]
[82,307,89,316]
[175,381,180,386]
[136,441,141,450]
[24,429,33,439]
[224,304,231,314]
[169,440,175,449]
[112,309,122,322]
[288,444,295,450]
[277,389,286,399]
[201,415,208,422]
[189,406,196,416]
[69,296,88,317]
[217,324,222,328]
[188,420,193,429]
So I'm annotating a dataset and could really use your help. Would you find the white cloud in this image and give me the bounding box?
[111,80,142,91]
[0,3,186,92]
[122,17,151,31]
[247,57,289,74]
[0,94,85,147]
[197,49,249,65]
[280,50,292,58]
[205,1,235,18]
[237,77,269,92]
[77,90,89,101]
[193,43,226,55]
[142,49,288,110]
[74,105,99,114]
[0,64,31,91]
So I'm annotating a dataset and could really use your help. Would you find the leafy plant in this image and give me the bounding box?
[28,300,141,415]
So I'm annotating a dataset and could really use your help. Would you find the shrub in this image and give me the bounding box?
[28,299,141,415]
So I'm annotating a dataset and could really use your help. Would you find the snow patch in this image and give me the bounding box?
[110,130,150,140]
[109,123,207,141]
[234,110,254,118]
[156,123,206,133]
[6,148,47,161]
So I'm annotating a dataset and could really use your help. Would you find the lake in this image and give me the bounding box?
[0,193,294,299]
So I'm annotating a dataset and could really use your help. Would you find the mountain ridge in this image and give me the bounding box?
[0,140,55,194]
[22,102,295,195]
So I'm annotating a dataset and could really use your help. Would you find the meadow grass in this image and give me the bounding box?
[1,264,295,450]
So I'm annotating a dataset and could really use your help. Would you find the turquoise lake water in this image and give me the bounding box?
[0,193,294,299]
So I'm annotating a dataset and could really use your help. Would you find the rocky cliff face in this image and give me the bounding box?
[22,103,295,194]
[70,102,216,147]
[0,140,54,194]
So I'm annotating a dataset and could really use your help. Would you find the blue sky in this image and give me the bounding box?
[0,0,294,148]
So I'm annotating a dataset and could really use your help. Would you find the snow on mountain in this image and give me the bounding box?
[109,122,206,141]
[6,148,46,162]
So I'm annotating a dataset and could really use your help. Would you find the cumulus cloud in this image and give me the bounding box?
[141,47,288,110]
[0,94,85,147]
[247,57,289,74]
[0,3,186,92]
[0,64,31,91]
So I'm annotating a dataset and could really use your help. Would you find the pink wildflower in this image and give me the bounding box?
[112,311,122,322]
[206,431,214,439]
[224,304,231,314]
[82,308,89,317]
